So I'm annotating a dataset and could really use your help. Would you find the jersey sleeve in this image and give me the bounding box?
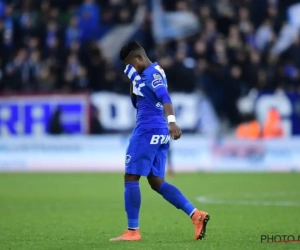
[150,72,166,91]
[147,70,172,104]
[155,86,172,104]
[146,69,167,91]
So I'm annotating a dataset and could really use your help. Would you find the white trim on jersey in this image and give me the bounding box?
[127,67,136,79]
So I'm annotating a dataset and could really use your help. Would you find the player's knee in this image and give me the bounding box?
[147,176,164,191]
[148,180,157,191]
[124,173,140,182]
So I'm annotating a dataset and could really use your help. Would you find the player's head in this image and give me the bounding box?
[119,41,149,73]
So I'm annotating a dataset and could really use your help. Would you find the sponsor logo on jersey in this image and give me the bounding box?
[150,135,170,144]
[153,73,162,80]
[156,102,163,108]
[152,79,164,88]
[125,155,131,164]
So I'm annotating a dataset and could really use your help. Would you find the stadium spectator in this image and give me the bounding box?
[77,0,100,41]
[262,108,284,138]
[236,113,261,140]
[65,16,82,47]
[48,108,65,134]
[90,106,104,134]
[0,0,300,132]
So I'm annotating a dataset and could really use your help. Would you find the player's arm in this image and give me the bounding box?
[155,87,182,140]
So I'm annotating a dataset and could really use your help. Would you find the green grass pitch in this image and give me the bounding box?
[1,173,300,250]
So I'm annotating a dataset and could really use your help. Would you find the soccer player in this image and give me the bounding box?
[110,41,210,242]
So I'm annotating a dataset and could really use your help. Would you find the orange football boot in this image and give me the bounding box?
[109,229,141,241]
[192,210,210,240]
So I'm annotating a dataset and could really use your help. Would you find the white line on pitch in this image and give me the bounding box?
[196,196,300,207]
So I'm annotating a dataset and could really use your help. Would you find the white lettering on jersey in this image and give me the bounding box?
[150,135,170,144]
[150,135,160,144]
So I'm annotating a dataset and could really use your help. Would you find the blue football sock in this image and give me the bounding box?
[124,182,141,229]
[157,182,196,217]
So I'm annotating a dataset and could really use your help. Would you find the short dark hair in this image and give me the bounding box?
[119,41,143,61]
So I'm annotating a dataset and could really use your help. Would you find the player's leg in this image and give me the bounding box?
[148,143,210,240]
[110,131,158,242]
[124,173,141,228]
[110,175,142,241]
[110,135,143,241]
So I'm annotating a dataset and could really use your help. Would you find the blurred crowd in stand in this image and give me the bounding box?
[0,0,138,94]
[0,0,299,133]
[149,0,300,129]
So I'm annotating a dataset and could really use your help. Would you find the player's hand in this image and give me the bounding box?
[169,123,182,140]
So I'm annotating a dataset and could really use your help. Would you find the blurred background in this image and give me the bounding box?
[1,0,300,172]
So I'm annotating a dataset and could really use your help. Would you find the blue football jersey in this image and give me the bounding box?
[134,62,168,129]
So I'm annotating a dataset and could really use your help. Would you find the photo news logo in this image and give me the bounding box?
[261,235,300,243]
